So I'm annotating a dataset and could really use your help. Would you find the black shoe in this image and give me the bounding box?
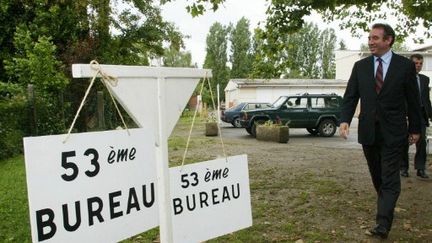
[417,169,429,179]
[367,224,388,239]
[400,169,409,177]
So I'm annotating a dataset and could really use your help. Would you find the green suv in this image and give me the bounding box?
[240,93,342,137]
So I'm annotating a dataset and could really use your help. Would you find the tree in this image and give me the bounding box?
[230,17,253,78]
[320,28,337,79]
[339,40,347,50]
[251,22,336,79]
[0,1,185,75]
[0,0,187,133]
[4,27,69,134]
[250,28,281,79]
[163,46,194,67]
[170,0,432,42]
[265,0,430,45]
[160,0,224,16]
[203,22,230,104]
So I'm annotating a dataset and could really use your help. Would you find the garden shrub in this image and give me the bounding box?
[0,83,28,159]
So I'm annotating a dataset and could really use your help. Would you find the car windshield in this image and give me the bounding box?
[227,103,245,111]
[271,97,287,108]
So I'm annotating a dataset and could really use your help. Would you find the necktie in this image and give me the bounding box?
[375,58,384,93]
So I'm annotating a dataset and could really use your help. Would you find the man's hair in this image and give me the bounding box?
[372,23,396,46]
[410,53,424,60]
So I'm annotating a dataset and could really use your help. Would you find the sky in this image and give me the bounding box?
[160,0,430,68]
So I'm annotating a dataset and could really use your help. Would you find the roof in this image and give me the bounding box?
[336,50,432,58]
[279,93,341,97]
[229,79,347,88]
[411,43,432,52]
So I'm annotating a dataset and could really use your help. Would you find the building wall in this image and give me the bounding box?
[335,51,363,81]
[335,50,432,81]
[421,56,432,78]
[225,83,347,108]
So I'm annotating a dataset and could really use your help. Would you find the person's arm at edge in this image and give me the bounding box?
[340,62,360,139]
[405,61,422,144]
[424,76,432,121]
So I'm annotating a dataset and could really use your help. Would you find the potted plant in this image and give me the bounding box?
[256,120,289,143]
[205,113,218,136]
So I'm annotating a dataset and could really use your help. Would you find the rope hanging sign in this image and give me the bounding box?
[181,72,228,169]
[63,60,129,143]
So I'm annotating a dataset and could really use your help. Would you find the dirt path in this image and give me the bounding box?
[167,119,432,242]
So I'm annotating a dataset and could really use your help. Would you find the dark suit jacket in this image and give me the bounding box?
[341,53,422,146]
[419,73,432,126]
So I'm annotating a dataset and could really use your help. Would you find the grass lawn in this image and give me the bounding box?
[0,118,366,243]
[0,155,31,242]
[3,116,431,242]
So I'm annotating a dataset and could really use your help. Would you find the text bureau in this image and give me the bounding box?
[35,183,155,242]
[173,183,241,215]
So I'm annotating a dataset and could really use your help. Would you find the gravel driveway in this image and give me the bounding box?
[166,117,432,242]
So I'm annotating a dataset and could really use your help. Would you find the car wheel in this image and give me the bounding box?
[251,120,266,137]
[232,117,242,128]
[306,128,319,135]
[318,119,336,137]
[245,127,252,135]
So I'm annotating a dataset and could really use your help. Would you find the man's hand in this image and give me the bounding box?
[408,133,420,145]
[339,122,350,139]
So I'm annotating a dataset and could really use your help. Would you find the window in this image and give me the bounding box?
[286,97,307,109]
[327,97,340,108]
[310,97,339,108]
[311,97,326,108]
[243,103,271,111]
[244,104,254,110]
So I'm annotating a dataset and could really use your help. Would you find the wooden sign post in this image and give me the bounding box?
[72,64,211,243]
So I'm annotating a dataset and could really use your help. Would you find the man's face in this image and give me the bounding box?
[411,57,423,73]
[368,27,392,57]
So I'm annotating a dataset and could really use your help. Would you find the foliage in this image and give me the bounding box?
[4,26,69,135]
[206,111,218,123]
[267,0,432,41]
[163,46,194,67]
[229,17,253,79]
[320,28,337,79]
[5,27,69,92]
[203,22,230,103]
[338,40,347,50]
[251,23,337,79]
[173,0,432,43]
[0,0,186,135]
[161,0,224,17]
[0,83,27,158]
[262,119,289,127]
[250,28,280,79]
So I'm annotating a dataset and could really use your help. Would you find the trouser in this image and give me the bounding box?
[401,117,427,170]
[362,123,402,231]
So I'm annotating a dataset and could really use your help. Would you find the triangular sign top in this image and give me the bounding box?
[72,64,212,137]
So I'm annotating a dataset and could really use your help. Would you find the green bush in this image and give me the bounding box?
[32,92,66,135]
[0,84,28,159]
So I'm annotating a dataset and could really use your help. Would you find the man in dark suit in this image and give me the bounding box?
[339,23,422,239]
[401,54,432,178]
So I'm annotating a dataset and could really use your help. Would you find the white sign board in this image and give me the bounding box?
[23,128,158,243]
[72,64,211,137]
[170,155,252,243]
